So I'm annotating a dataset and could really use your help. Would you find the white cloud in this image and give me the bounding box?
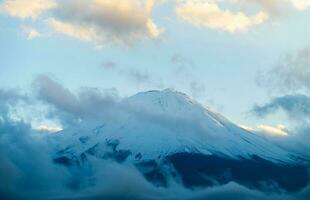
[0,0,163,45]
[0,0,56,20]
[243,0,310,13]
[290,0,310,10]
[257,124,289,136]
[47,18,100,42]
[22,26,41,40]
[48,0,163,45]
[176,1,269,33]
[238,124,256,132]
[34,124,63,133]
[239,124,289,136]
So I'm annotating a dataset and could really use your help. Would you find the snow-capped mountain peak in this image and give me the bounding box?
[124,89,199,114]
[51,89,306,165]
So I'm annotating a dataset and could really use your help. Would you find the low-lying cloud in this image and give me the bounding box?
[252,94,310,158]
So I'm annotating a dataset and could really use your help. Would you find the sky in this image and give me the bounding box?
[1,0,310,132]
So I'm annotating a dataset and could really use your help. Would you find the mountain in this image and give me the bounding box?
[50,89,310,192]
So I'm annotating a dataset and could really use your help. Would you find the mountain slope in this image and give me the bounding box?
[50,89,309,192]
[52,89,305,163]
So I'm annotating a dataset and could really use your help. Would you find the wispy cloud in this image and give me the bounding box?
[47,18,100,42]
[257,47,310,93]
[252,94,310,120]
[101,61,117,70]
[22,26,41,40]
[34,74,119,120]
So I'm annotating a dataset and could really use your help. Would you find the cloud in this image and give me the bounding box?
[253,123,310,159]
[0,0,56,20]
[33,75,120,121]
[120,68,163,89]
[0,89,28,118]
[0,0,163,45]
[254,48,310,157]
[257,47,310,93]
[190,81,206,98]
[169,54,208,99]
[170,53,195,79]
[239,124,289,136]
[0,93,71,200]
[257,124,289,136]
[99,61,162,89]
[22,26,41,40]
[101,61,117,70]
[252,94,310,120]
[188,182,281,200]
[34,124,63,133]
[125,69,151,85]
[0,88,25,104]
[176,1,269,33]
[175,0,310,33]
[238,124,256,132]
[239,0,310,16]
[48,0,163,45]
[47,18,100,42]
[33,75,80,115]
[171,53,195,68]
[251,94,310,158]
[247,0,284,15]
[290,0,310,11]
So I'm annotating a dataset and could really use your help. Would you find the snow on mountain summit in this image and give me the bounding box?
[52,89,305,165]
[123,88,230,129]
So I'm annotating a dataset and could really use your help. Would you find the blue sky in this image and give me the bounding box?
[1,0,310,131]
